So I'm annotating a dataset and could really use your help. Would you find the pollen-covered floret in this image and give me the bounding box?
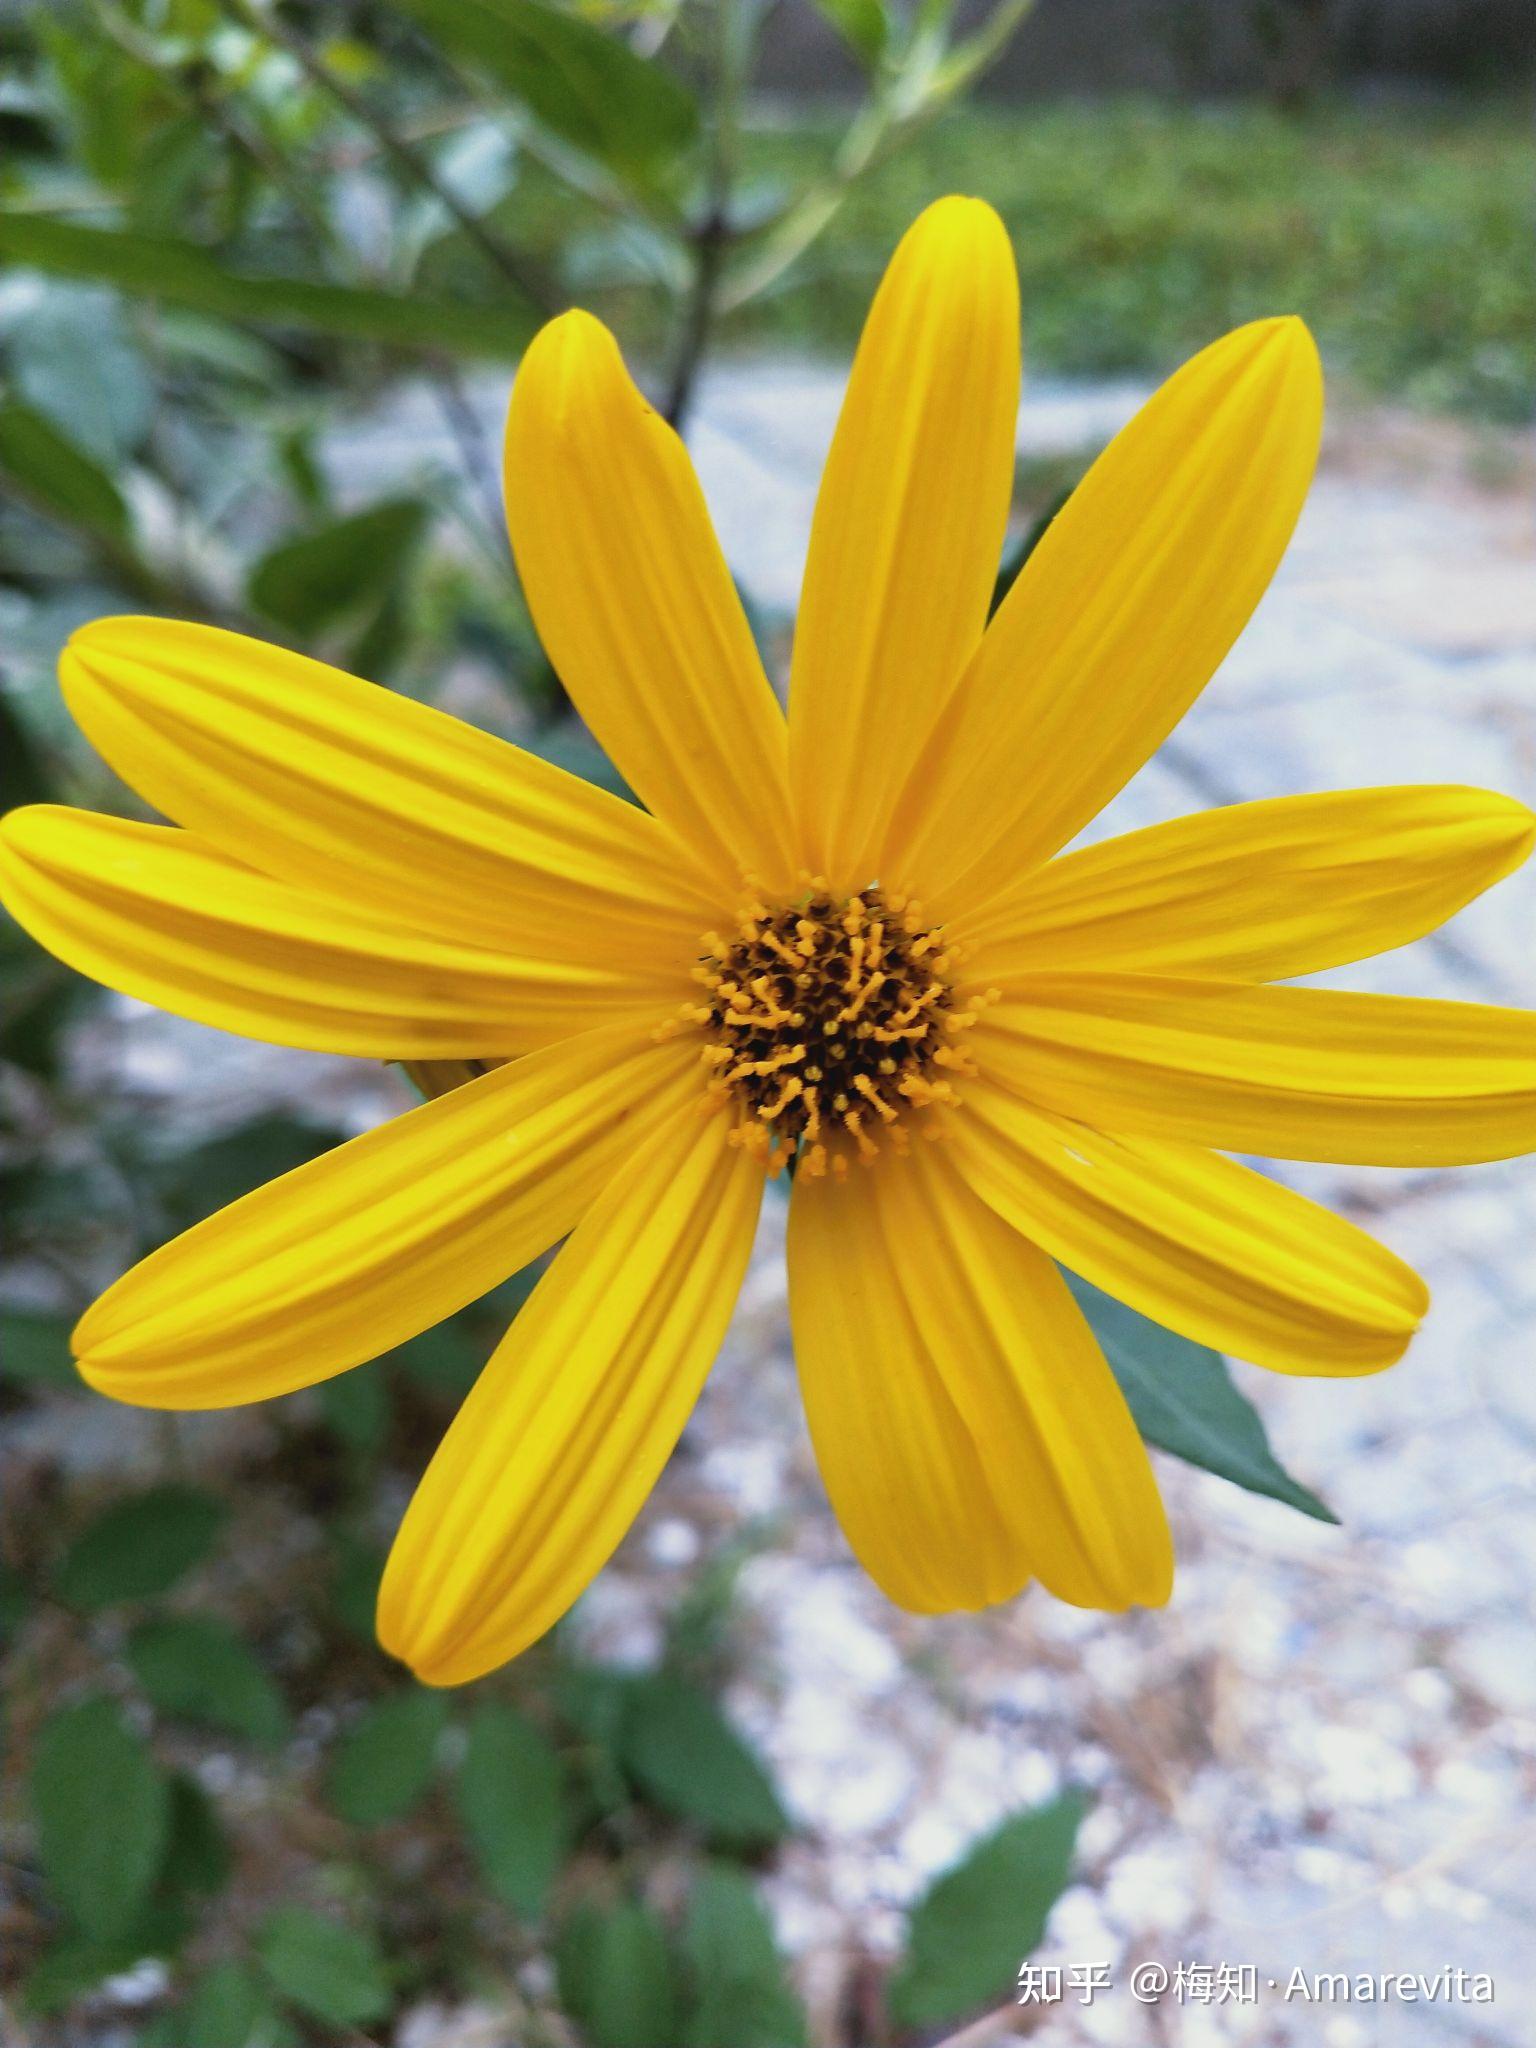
[662,883,999,1178]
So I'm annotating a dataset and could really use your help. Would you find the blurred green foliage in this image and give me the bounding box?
[1,0,1518,2040]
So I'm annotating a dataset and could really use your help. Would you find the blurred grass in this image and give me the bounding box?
[728,98,1532,420]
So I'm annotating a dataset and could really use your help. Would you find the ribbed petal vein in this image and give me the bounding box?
[787,197,1020,891]
[504,311,796,893]
[0,807,671,1057]
[889,317,1323,911]
[948,1081,1426,1374]
[789,1142,1172,1614]
[963,787,1535,983]
[59,616,713,966]
[378,1104,762,1685]
[74,1023,694,1408]
[976,975,1536,1165]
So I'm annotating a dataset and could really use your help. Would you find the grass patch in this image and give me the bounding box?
[727,97,1532,421]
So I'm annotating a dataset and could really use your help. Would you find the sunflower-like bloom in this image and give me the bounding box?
[5,198,1535,1685]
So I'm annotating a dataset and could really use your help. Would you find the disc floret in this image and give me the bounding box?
[664,883,998,1177]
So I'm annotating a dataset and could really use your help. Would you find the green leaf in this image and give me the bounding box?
[682,1864,806,2048]
[0,214,535,357]
[888,1792,1087,2030]
[248,497,429,635]
[255,1907,391,2029]
[55,1484,226,1610]
[0,398,130,545]
[128,1615,290,1746]
[8,285,154,464]
[556,1899,680,2048]
[393,0,698,185]
[327,1688,449,1827]
[1067,1273,1338,1523]
[159,1772,231,1903]
[146,1114,339,1236]
[808,0,889,67]
[622,1673,787,1849]
[22,1931,155,2015]
[328,1529,386,1640]
[454,1701,570,1920]
[181,1961,295,2048]
[30,1695,170,1940]
[390,1322,484,1399]
[317,1360,392,1457]
[0,1308,77,1388]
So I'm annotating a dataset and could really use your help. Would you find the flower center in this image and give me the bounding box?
[666,886,996,1178]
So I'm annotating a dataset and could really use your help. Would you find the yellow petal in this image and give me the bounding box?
[0,807,676,1057]
[59,616,714,967]
[976,974,1536,1165]
[787,197,1020,891]
[73,1023,694,1409]
[949,1082,1425,1374]
[788,1142,1172,1613]
[504,312,796,894]
[786,1152,1030,1613]
[964,787,1535,983]
[891,318,1323,911]
[378,1104,762,1685]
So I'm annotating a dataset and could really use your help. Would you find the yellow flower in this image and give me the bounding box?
[4,197,1535,1687]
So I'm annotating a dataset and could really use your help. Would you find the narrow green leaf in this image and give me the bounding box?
[255,1907,391,2029]
[1067,1272,1338,1523]
[248,497,429,635]
[128,1615,290,1746]
[556,1899,680,2048]
[0,214,534,356]
[0,398,130,545]
[888,1792,1087,2030]
[327,1688,449,1827]
[29,1695,170,1940]
[55,1484,225,1610]
[392,0,698,183]
[622,1673,787,1849]
[682,1864,806,2048]
[807,0,889,67]
[454,1701,570,1920]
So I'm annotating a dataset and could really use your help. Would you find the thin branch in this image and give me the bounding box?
[218,0,558,317]
[661,204,729,430]
[661,0,753,431]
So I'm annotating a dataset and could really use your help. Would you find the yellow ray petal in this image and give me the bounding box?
[787,197,1020,891]
[378,1105,761,1685]
[73,1023,694,1409]
[949,1082,1425,1375]
[890,318,1323,911]
[786,1156,1031,1614]
[58,616,714,967]
[963,787,1535,983]
[789,1144,1171,1614]
[504,312,795,894]
[976,975,1536,1165]
[0,807,678,1058]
